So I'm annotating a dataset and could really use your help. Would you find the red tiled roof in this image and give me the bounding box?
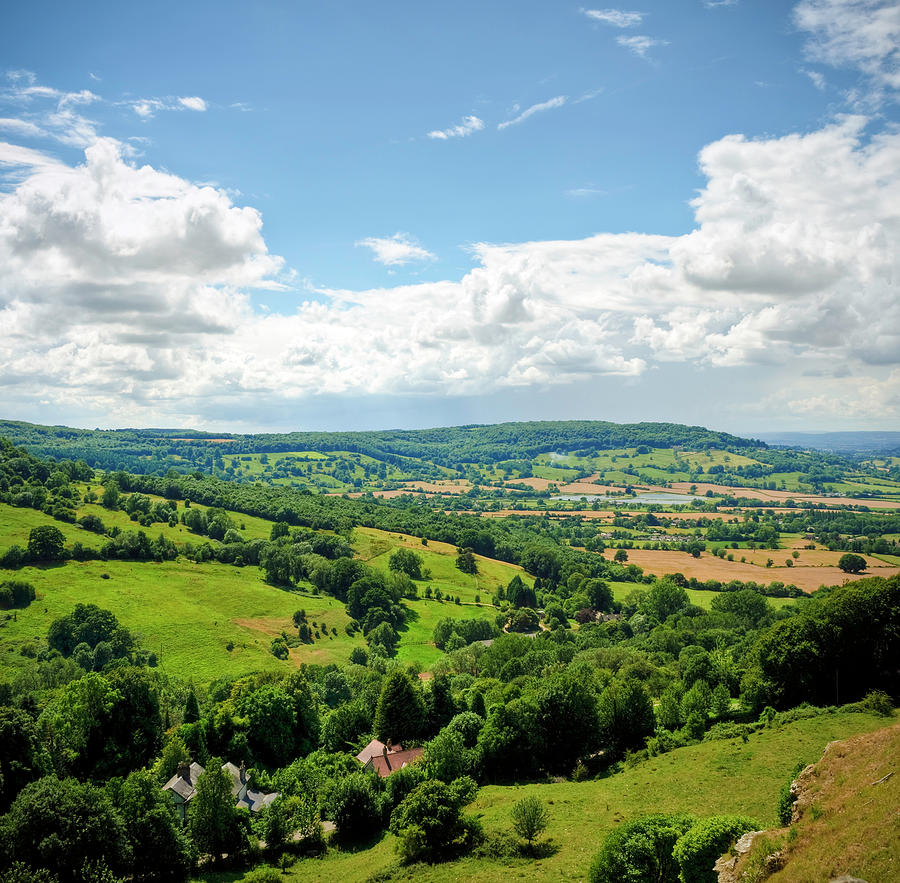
[366,747,424,778]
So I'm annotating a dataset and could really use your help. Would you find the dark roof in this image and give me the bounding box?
[161,761,206,801]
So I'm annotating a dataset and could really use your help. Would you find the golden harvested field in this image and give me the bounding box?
[670,481,900,509]
[402,480,473,493]
[599,549,900,592]
[735,548,890,569]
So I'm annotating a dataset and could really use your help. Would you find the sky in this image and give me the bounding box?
[0,0,898,435]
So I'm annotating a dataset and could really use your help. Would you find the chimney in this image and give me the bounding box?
[383,744,392,772]
[178,762,191,782]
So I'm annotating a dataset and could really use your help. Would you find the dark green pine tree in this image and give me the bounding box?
[184,686,200,724]
[374,670,425,744]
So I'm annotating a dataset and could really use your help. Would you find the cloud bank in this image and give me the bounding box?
[0,111,898,425]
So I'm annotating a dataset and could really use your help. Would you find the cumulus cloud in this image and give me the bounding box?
[178,96,208,111]
[582,8,645,27]
[616,35,668,57]
[355,233,436,266]
[498,96,566,130]
[795,0,900,96]
[427,115,484,139]
[0,81,897,425]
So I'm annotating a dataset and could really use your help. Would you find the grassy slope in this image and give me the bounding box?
[765,720,900,883]
[0,558,358,682]
[204,711,891,883]
[0,516,524,683]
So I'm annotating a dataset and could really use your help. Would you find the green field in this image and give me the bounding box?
[608,580,799,611]
[203,711,892,883]
[0,518,525,683]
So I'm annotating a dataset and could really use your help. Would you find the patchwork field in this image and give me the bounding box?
[600,548,900,593]
[670,482,900,509]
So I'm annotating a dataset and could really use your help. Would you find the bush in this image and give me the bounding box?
[390,776,480,864]
[672,815,758,883]
[0,580,36,609]
[589,813,694,883]
[239,867,282,883]
[511,795,549,847]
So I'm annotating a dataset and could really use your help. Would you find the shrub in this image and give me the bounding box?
[589,814,694,883]
[511,795,549,847]
[0,580,35,609]
[672,815,758,883]
[389,776,480,864]
[239,867,281,882]
[588,813,694,883]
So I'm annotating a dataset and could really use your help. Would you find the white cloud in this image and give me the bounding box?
[0,118,46,138]
[703,0,739,8]
[427,115,484,139]
[802,68,827,89]
[498,96,567,130]
[1,73,99,146]
[567,187,608,197]
[0,97,897,426]
[794,0,900,96]
[616,35,669,57]
[356,233,436,266]
[582,8,645,27]
[178,96,208,112]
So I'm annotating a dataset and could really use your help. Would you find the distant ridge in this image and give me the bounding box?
[0,418,761,473]
[756,431,900,455]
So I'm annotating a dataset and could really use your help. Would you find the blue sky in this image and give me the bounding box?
[0,1,898,433]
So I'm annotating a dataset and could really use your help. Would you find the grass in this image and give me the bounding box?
[608,580,799,611]
[0,558,361,683]
[764,720,900,883]
[203,711,892,882]
[0,517,530,684]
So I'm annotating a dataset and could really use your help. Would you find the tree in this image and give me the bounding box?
[0,706,47,810]
[534,671,599,773]
[183,686,200,724]
[511,795,549,850]
[389,548,424,580]
[389,776,480,864]
[672,816,758,883]
[585,578,614,612]
[1,775,130,883]
[374,670,425,743]
[188,759,245,862]
[640,579,689,623]
[329,773,380,843]
[614,548,628,563]
[456,547,478,575]
[838,553,866,574]
[101,481,120,510]
[596,679,655,759]
[27,525,66,562]
[506,575,537,608]
[115,768,195,881]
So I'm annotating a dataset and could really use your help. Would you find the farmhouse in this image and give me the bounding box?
[355,738,424,778]
[162,760,278,820]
